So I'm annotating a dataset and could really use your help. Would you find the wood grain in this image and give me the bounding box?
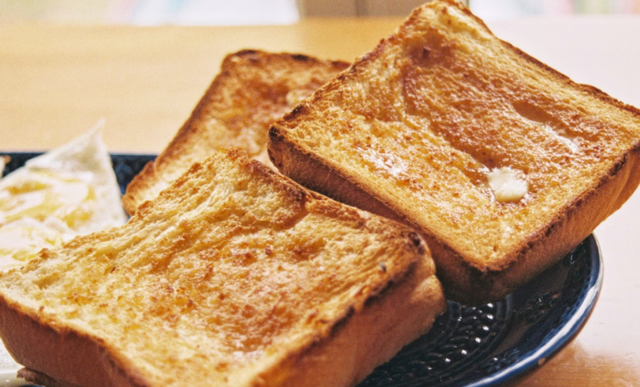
[0,19,401,153]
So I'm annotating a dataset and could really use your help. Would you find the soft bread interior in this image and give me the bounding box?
[0,150,445,387]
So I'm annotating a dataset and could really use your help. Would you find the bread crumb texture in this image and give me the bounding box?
[274,0,640,270]
[123,51,348,215]
[0,150,433,386]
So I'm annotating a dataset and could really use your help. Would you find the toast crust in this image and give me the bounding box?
[3,257,444,387]
[270,131,640,302]
[268,0,640,303]
[256,255,444,387]
[122,50,348,215]
[0,149,445,387]
[0,298,144,387]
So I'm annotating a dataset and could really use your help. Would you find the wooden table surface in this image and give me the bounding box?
[1,15,640,387]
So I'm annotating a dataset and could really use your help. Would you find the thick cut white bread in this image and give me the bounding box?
[123,50,349,216]
[268,0,640,303]
[0,149,445,387]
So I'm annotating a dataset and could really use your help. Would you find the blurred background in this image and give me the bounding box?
[0,0,639,25]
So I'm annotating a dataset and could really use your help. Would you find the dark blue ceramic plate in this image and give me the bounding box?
[360,236,602,387]
[2,152,603,387]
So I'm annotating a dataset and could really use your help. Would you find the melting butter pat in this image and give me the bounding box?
[487,167,528,202]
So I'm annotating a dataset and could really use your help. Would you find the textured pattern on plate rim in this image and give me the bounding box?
[358,237,601,387]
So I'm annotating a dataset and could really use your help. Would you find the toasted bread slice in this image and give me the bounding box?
[268,0,640,303]
[122,50,349,215]
[0,149,445,387]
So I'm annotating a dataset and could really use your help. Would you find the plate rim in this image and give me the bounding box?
[467,234,603,387]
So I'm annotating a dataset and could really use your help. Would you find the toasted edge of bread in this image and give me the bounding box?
[0,149,446,387]
[17,368,80,387]
[269,132,640,303]
[267,0,640,303]
[6,255,443,387]
[122,50,349,216]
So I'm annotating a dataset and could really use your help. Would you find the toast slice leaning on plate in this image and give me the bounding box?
[268,0,640,303]
[0,149,445,387]
[122,50,349,215]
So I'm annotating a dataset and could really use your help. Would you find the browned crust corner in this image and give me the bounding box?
[498,39,640,122]
[0,295,150,387]
[146,50,347,172]
[160,49,346,173]
[122,159,158,215]
[123,50,349,216]
[254,251,445,387]
[434,0,640,122]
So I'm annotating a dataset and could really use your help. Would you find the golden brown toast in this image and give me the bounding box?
[0,149,445,387]
[122,50,349,215]
[268,0,640,303]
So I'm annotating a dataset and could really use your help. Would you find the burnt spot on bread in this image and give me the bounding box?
[283,104,309,122]
[334,72,349,83]
[327,305,355,335]
[406,232,426,256]
[408,232,422,248]
[607,152,628,177]
[232,49,261,58]
[544,221,559,238]
[405,23,458,69]
[291,53,312,62]
[331,60,351,71]
[268,126,285,143]
[422,46,431,59]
